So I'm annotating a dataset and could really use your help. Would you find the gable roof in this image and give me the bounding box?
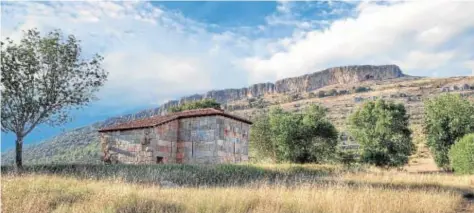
[98,108,252,132]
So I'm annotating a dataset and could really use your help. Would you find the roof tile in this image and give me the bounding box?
[98,108,251,132]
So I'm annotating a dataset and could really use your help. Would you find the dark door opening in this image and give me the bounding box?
[156,156,164,164]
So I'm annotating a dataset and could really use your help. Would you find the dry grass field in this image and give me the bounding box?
[2,77,474,213]
[2,164,473,213]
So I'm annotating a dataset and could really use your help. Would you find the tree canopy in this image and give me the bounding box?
[250,105,338,163]
[1,29,108,169]
[449,133,474,174]
[424,94,474,169]
[348,99,414,167]
[169,99,221,112]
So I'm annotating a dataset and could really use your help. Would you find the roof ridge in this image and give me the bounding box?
[98,108,251,132]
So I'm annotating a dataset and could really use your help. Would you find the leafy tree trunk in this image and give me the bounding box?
[15,134,23,172]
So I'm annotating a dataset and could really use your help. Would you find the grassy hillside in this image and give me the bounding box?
[2,76,474,165]
[1,124,102,165]
[2,164,473,213]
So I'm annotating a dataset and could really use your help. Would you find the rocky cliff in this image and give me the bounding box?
[101,64,403,126]
[182,64,403,102]
[1,64,406,164]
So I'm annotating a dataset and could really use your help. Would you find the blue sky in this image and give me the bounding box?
[1,1,474,152]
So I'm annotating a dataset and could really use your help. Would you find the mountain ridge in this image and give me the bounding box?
[1,64,407,164]
[101,64,404,126]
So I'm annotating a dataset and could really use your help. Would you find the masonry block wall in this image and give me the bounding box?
[100,115,250,164]
[101,127,155,164]
[177,116,250,164]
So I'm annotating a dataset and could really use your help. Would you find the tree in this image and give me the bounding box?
[424,94,474,169]
[169,99,221,112]
[250,105,338,163]
[249,113,275,161]
[448,133,474,174]
[1,29,108,170]
[348,99,414,167]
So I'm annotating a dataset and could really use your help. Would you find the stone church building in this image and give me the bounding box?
[98,108,252,164]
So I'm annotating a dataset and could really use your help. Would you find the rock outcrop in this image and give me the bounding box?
[274,65,404,93]
[183,64,403,101]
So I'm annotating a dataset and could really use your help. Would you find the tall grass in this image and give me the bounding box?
[1,164,341,187]
[2,164,473,213]
[1,174,465,213]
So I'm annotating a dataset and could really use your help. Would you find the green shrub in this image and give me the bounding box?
[328,89,338,96]
[424,94,474,169]
[169,99,221,112]
[449,134,474,174]
[250,105,338,163]
[348,99,414,167]
[354,87,370,93]
[336,150,359,165]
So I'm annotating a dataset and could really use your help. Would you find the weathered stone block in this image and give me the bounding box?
[102,114,250,165]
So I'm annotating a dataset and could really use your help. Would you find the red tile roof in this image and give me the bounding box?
[98,108,252,132]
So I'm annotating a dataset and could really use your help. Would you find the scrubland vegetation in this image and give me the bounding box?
[2,94,474,213]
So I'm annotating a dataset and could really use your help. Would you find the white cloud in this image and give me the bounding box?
[2,0,474,112]
[243,1,474,82]
[101,52,212,106]
[1,1,250,109]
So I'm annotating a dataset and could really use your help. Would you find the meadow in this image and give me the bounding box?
[2,164,473,213]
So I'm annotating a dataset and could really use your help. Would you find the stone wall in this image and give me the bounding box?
[101,127,155,164]
[218,116,249,163]
[101,116,250,164]
[178,116,219,163]
[100,120,178,164]
[177,116,249,164]
[154,120,178,163]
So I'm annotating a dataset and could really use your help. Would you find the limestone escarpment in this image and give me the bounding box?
[179,64,403,104]
[173,64,403,104]
[274,65,404,93]
[102,64,404,126]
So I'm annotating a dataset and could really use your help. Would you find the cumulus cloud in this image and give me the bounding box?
[1,1,250,109]
[243,1,474,82]
[2,0,474,112]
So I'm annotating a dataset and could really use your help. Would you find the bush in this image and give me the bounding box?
[424,94,474,169]
[336,150,359,165]
[328,89,338,96]
[354,87,370,93]
[349,100,414,167]
[448,134,474,174]
[169,99,221,112]
[250,105,338,163]
[318,91,326,98]
[249,114,274,161]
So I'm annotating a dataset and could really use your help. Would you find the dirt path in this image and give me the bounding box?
[404,151,474,212]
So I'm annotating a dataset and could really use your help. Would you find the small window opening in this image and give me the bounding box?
[156,156,164,164]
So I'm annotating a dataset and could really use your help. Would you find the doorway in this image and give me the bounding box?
[156,156,164,164]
